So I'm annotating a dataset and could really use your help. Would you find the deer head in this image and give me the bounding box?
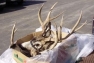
[10,2,87,57]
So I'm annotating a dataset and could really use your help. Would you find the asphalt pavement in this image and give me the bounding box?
[0,0,94,55]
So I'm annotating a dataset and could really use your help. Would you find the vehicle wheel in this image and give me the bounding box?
[17,0,23,5]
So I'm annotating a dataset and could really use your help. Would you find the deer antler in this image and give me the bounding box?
[38,2,64,39]
[75,20,87,31]
[49,15,64,49]
[38,2,63,31]
[49,11,87,49]
[43,2,58,27]
[38,3,44,26]
[49,23,58,49]
[10,24,17,45]
[61,11,86,40]
[58,15,64,41]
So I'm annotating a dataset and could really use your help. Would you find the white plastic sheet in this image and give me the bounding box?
[75,34,94,60]
[0,49,16,63]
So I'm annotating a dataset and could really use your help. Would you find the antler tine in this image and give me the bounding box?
[60,15,64,40]
[10,24,17,45]
[61,11,82,40]
[50,11,64,21]
[60,15,64,27]
[43,2,58,27]
[75,20,87,31]
[58,15,64,41]
[38,3,44,26]
[70,11,82,33]
[49,23,58,49]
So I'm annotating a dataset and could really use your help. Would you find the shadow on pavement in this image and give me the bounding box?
[0,0,46,14]
[23,0,46,6]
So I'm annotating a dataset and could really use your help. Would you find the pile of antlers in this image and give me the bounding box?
[10,2,87,57]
